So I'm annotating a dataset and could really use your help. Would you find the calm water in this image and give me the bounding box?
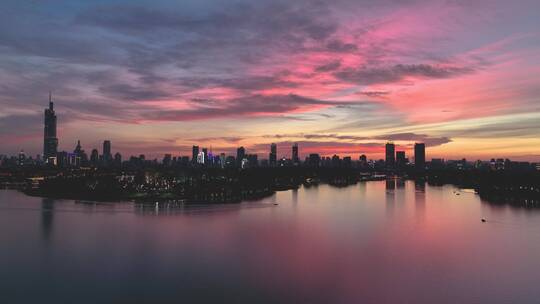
[1,180,540,303]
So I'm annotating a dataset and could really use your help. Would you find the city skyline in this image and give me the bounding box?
[2,93,537,163]
[1,1,539,161]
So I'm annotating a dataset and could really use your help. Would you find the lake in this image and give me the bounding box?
[1,180,540,303]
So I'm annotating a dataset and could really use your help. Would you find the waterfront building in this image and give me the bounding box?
[292,143,299,165]
[43,92,58,164]
[114,152,122,166]
[237,146,246,166]
[197,151,205,164]
[385,142,395,168]
[103,140,112,164]
[269,143,277,166]
[396,151,406,170]
[18,150,26,166]
[414,143,426,170]
[90,149,99,166]
[192,146,199,163]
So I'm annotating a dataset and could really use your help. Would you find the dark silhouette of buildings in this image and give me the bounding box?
[103,140,112,164]
[343,156,352,168]
[202,148,208,165]
[415,143,426,170]
[307,154,320,167]
[385,142,395,169]
[43,93,58,164]
[237,146,246,165]
[114,152,122,166]
[269,143,277,166]
[90,149,99,166]
[292,143,299,165]
[192,146,199,163]
[396,150,406,165]
[18,150,26,166]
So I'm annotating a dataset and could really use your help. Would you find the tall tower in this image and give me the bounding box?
[103,140,112,165]
[236,146,246,166]
[385,142,395,169]
[192,145,199,163]
[292,143,299,165]
[269,143,277,166]
[43,92,58,163]
[414,143,426,170]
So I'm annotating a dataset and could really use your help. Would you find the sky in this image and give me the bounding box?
[1,0,539,161]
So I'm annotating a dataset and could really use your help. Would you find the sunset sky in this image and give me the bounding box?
[1,0,539,161]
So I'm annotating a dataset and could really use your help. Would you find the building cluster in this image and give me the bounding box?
[1,97,539,172]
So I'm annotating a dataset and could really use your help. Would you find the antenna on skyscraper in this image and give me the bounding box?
[48,91,53,110]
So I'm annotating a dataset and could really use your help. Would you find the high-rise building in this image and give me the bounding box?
[192,146,199,163]
[70,141,80,166]
[269,143,277,166]
[292,143,299,165]
[43,92,58,164]
[396,151,406,164]
[18,149,26,166]
[237,146,246,166]
[202,148,208,165]
[114,152,122,166]
[197,151,205,164]
[74,140,82,155]
[414,143,426,169]
[385,142,395,168]
[103,140,112,164]
[90,149,99,166]
[72,140,85,167]
[220,153,226,169]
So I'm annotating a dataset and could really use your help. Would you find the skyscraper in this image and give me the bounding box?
[18,149,26,166]
[269,143,277,166]
[237,146,246,166]
[292,143,299,165]
[197,151,205,164]
[202,148,208,165]
[103,140,112,164]
[414,143,426,170]
[114,152,122,166]
[396,151,406,169]
[90,149,99,166]
[72,140,83,167]
[192,145,199,163]
[385,142,395,168]
[43,92,58,164]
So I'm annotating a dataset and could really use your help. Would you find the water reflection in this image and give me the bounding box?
[292,189,298,204]
[480,196,540,210]
[386,179,395,216]
[133,201,275,216]
[2,182,540,304]
[41,198,54,241]
[415,180,426,221]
